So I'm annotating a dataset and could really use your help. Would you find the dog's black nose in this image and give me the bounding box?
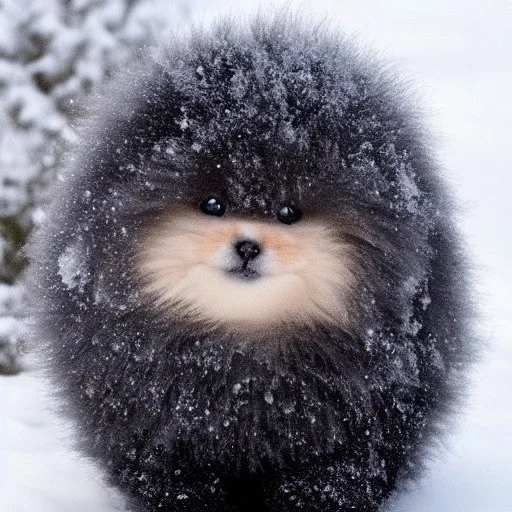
[235,240,261,261]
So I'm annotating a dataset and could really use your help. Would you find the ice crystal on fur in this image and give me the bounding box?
[58,240,89,292]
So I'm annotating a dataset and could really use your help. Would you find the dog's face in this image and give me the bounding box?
[136,201,357,333]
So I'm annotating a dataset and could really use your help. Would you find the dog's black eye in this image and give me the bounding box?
[200,197,226,217]
[277,204,302,225]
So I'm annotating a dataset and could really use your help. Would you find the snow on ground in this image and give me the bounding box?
[1,1,511,511]
[0,357,129,512]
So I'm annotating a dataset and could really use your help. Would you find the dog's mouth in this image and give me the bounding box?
[226,262,261,281]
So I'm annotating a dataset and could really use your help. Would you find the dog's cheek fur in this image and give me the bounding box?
[27,14,476,512]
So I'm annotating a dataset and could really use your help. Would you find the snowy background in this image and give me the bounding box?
[1,0,511,511]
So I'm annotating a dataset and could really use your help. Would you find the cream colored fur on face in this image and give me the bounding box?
[136,207,356,332]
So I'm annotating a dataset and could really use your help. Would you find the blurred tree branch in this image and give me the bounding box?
[0,0,184,373]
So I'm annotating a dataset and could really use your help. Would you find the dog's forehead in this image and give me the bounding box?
[181,149,312,216]
[224,165,282,212]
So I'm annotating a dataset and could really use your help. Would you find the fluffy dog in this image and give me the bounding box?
[29,16,475,512]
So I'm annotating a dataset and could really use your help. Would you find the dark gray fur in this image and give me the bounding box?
[28,15,475,512]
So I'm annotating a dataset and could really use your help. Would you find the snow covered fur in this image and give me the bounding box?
[29,16,474,512]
